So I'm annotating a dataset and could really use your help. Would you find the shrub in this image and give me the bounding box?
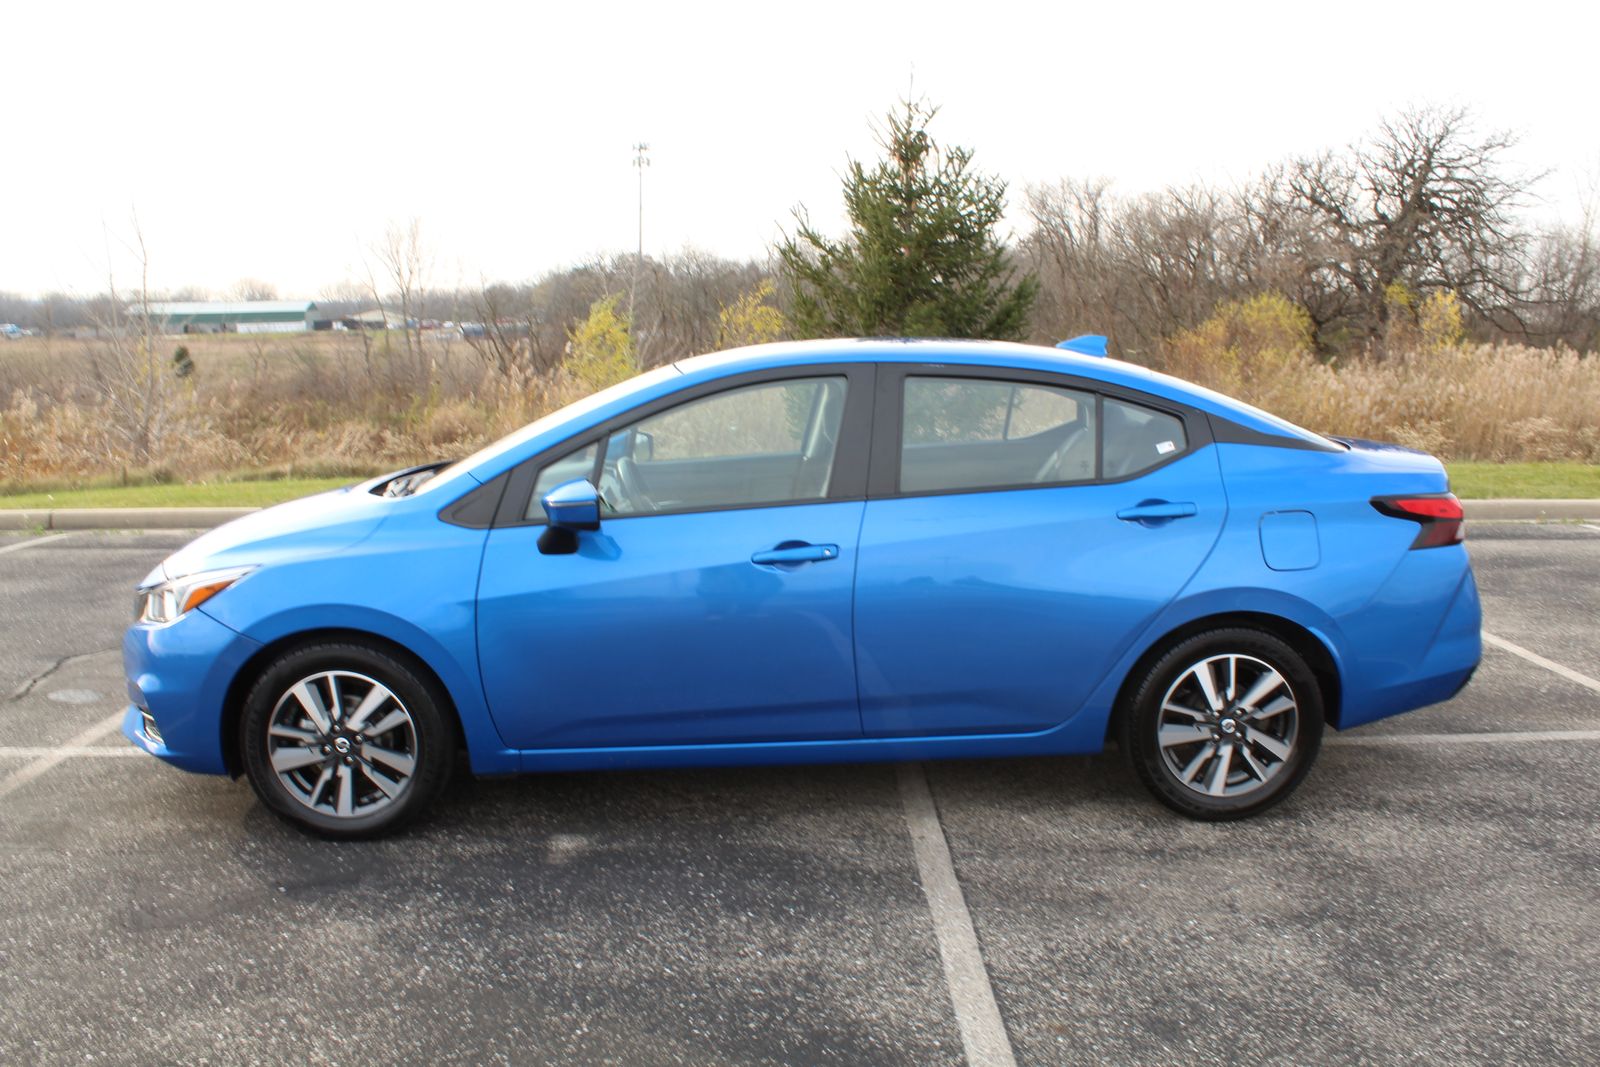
[1164,293,1315,396]
[564,295,636,391]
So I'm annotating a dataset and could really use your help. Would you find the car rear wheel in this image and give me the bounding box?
[1121,628,1324,820]
[240,642,454,838]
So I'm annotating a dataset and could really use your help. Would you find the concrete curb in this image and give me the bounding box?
[1,499,1598,532]
[1461,499,1600,521]
[0,507,256,531]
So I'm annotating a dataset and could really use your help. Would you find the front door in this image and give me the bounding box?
[476,369,872,750]
[853,370,1227,737]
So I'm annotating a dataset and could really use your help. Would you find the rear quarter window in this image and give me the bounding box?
[1102,398,1186,478]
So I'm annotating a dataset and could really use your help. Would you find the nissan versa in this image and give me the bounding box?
[123,339,1481,836]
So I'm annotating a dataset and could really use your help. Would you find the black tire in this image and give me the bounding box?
[1120,628,1324,821]
[240,641,455,838]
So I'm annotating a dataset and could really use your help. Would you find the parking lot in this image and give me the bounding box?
[2,523,1597,1066]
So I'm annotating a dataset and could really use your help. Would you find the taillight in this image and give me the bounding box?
[1371,493,1465,548]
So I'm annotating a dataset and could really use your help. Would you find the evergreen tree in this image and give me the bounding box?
[778,99,1037,341]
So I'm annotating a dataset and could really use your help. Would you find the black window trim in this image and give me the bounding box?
[483,362,877,529]
[438,469,511,529]
[1208,415,1345,452]
[866,362,1213,500]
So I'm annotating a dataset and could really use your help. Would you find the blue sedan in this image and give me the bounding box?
[123,339,1481,836]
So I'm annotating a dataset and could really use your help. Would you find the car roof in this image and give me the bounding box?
[676,338,1328,446]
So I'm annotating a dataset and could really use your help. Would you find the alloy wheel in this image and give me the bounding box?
[1155,653,1300,799]
[265,670,419,819]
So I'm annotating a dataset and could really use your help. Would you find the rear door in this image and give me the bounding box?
[854,366,1227,737]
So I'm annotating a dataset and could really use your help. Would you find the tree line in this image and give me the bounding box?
[3,100,1595,372]
[1024,108,1598,358]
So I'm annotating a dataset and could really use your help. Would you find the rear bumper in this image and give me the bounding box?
[1338,561,1482,729]
[122,608,261,775]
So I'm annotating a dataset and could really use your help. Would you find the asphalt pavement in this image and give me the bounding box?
[1,523,1596,1066]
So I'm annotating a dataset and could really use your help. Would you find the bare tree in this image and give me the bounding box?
[365,219,432,382]
[1025,179,1122,346]
[86,221,175,468]
[1281,106,1534,349]
[1523,210,1600,350]
[633,249,768,365]
[1024,179,1256,359]
[1023,108,1550,358]
[227,278,279,301]
[461,281,565,382]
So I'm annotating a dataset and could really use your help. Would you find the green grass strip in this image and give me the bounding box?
[0,477,355,509]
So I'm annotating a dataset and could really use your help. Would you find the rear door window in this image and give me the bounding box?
[900,377,1097,493]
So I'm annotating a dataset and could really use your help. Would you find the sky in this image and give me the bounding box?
[3,0,1597,299]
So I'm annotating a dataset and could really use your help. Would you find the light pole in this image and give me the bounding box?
[629,143,650,334]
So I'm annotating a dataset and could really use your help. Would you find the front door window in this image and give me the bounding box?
[597,376,848,517]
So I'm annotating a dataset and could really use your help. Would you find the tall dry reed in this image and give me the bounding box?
[1162,343,1600,462]
[1,331,1596,489]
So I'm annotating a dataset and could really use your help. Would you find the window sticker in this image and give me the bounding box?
[1156,440,1177,455]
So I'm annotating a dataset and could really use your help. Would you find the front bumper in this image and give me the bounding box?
[122,607,261,775]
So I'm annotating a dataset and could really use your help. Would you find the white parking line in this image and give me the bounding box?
[0,713,126,800]
[0,747,146,759]
[897,763,1017,1067]
[0,533,74,556]
[1483,631,1600,697]
[1332,729,1600,746]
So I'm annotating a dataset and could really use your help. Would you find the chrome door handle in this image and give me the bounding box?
[751,543,839,565]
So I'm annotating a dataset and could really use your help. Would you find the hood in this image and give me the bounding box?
[159,483,396,580]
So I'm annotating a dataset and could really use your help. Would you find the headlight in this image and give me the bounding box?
[134,566,255,624]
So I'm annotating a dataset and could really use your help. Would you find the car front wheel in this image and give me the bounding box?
[1121,629,1324,820]
[240,642,454,838]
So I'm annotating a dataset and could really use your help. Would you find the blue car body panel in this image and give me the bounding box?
[122,606,261,773]
[853,448,1228,737]
[193,505,519,774]
[476,501,866,750]
[1196,440,1479,727]
[119,339,1481,781]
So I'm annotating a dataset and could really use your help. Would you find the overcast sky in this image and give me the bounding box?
[4,0,1596,298]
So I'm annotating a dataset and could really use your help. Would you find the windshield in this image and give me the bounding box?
[411,364,683,496]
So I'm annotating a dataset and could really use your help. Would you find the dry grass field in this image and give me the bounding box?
[0,330,583,489]
[2,330,1598,498]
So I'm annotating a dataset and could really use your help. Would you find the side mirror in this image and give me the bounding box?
[542,478,601,531]
[634,430,655,462]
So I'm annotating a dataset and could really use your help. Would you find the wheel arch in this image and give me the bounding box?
[219,627,468,778]
[1105,610,1344,744]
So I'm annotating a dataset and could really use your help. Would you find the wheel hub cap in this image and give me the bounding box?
[265,670,419,820]
[1156,652,1300,799]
